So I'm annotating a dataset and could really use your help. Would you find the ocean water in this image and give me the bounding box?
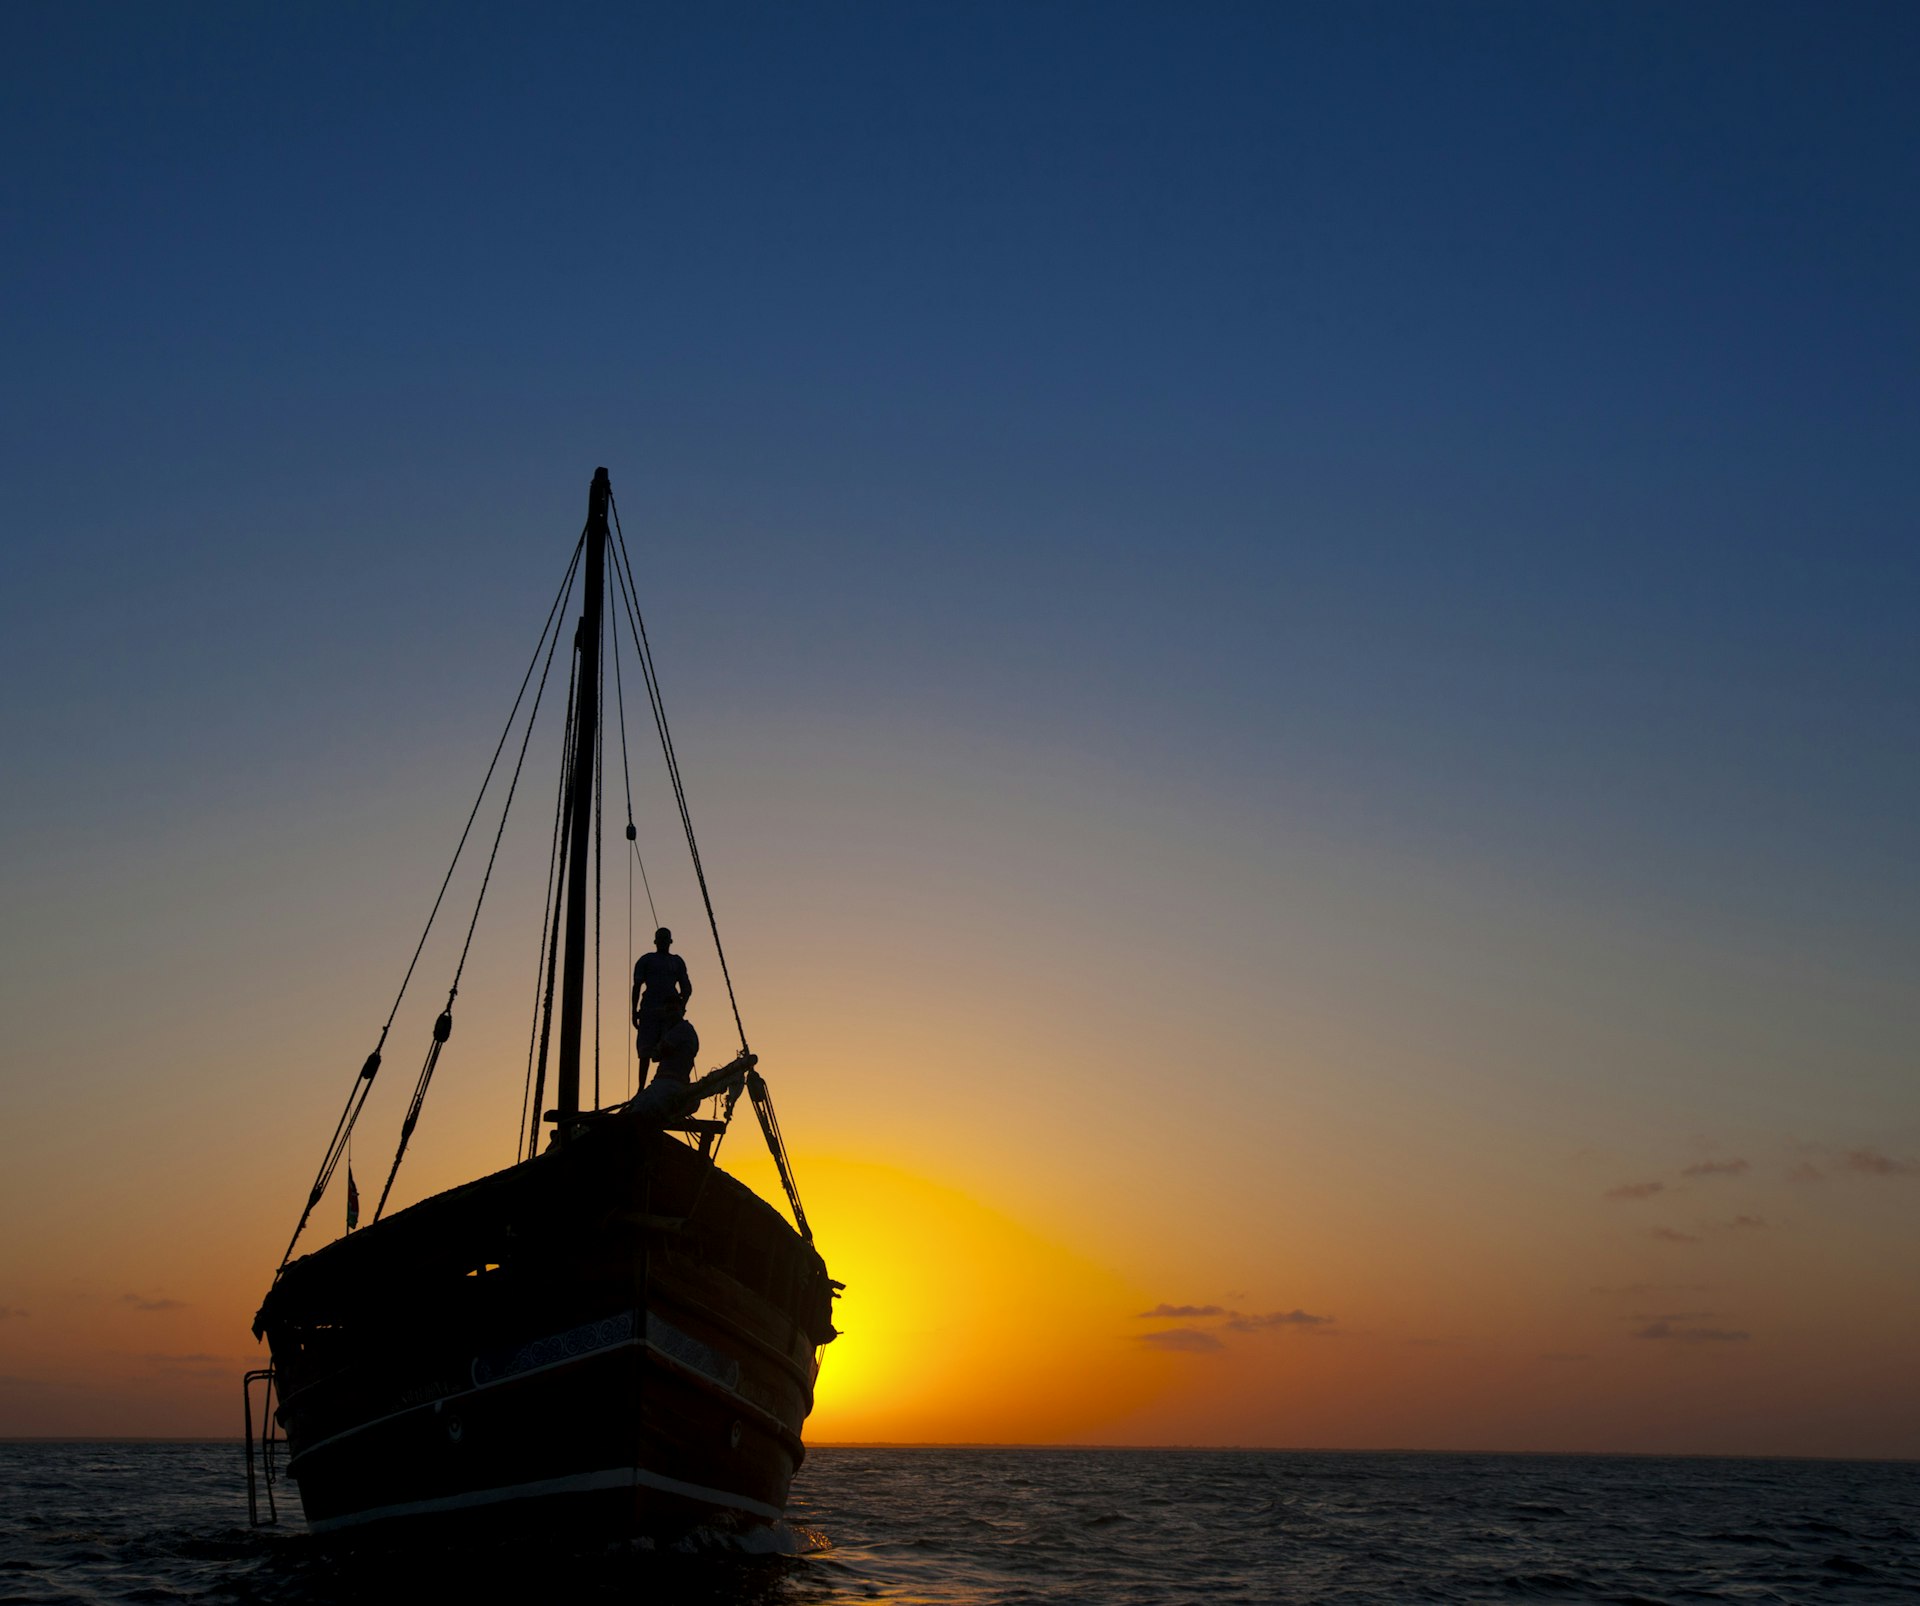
[1,1442,1915,1604]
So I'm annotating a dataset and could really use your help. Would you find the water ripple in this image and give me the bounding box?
[1,1444,1916,1604]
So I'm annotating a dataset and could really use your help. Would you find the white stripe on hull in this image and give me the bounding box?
[287,1308,781,1470]
[304,1464,785,1533]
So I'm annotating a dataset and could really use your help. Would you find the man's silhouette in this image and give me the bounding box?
[648,1009,700,1092]
[632,926,692,1065]
[628,1004,702,1121]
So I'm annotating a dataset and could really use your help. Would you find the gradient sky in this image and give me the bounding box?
[2,3,1917,1456]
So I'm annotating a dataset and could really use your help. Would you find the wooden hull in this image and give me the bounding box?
[255,1112,835,1542]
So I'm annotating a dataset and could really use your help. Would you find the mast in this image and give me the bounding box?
[555,466,609,1123]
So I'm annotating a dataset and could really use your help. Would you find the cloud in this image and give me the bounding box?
[1633,1321,1750,1343]
[1223,1309,1334,1332]
[1538,1352,1591,1362]
[1604,1181,1665,1200]
[122,1295,186,1312]
[0,1307,25,1321]
[1790,1145,1920,1181]
[1135,1328,1224,1354]
[1724,1215,1769,1230]
[1134,1303,1336,1336]
[1633,1310,1717,1323]
[1648,1227,1698,1244]
[1681,1159,1749,1178]
[1843,1148,1919,1178]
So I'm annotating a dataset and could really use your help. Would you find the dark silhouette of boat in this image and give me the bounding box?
[249,470,837,1541]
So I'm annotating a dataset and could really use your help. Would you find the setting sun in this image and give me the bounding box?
[725,1153,1171,1443]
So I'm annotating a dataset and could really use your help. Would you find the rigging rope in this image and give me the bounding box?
[277,528,586,1271]
[749,1070,812,1242]
[593,612,605,1112]
[374,536,578,1221]
[522,646,580,1162]
[607,491,749,1056]
[608,596,658,1100]
[516,696,569,1160]
[626,841,634,1100]
[287,475,802,1246]
[609,598,658,925]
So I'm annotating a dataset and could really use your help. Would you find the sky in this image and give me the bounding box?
[1,2,1917,1456]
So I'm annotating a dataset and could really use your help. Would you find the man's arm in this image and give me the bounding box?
[676,955,693,1005]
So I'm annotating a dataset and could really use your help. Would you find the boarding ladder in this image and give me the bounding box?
[242,1366,280,1525]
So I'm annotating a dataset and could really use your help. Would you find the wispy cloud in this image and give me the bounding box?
[122,1294,186,1313]
[1633,1310,1717,1323]
[1843,1148,1919,1178]
[1787,1145,1919,1181]
[1681,1158,1749,1178]
[1538,1351,1591,1362]
[1222,1309,1334,1332]
[0,1307,25,1321]
[1634,1321,1750,1343]
[1649,1227,1698,1244]
[1135,1328,1224,1354]
[1724,1215,1769,1230]
[1604,1181,1665,1200]
[1136,1302,1335,1336]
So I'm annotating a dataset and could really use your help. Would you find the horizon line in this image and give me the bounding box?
[1,1437,1912,1464]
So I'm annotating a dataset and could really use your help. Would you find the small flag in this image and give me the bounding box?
[346,1165,360,1233]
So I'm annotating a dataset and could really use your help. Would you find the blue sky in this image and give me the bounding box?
[8,6,1916,752]
[8,1,1916,988]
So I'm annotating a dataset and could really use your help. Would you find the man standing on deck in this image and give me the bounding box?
[632,926,693,1065]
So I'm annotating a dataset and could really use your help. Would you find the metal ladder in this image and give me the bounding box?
[242,1366,280,1525]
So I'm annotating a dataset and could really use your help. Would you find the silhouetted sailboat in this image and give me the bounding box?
[248,470,838,1542]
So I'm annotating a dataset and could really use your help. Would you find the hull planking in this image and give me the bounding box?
[254,1111,836,1542]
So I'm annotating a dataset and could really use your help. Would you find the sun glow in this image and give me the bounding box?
[724,1153,1173,1443]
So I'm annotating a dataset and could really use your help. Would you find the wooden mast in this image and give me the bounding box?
[555,466,610,1123]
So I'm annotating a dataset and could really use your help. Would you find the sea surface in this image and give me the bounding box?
[1,1442,1915,1604]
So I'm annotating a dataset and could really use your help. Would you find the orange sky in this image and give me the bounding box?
[1,720,1915,1454]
